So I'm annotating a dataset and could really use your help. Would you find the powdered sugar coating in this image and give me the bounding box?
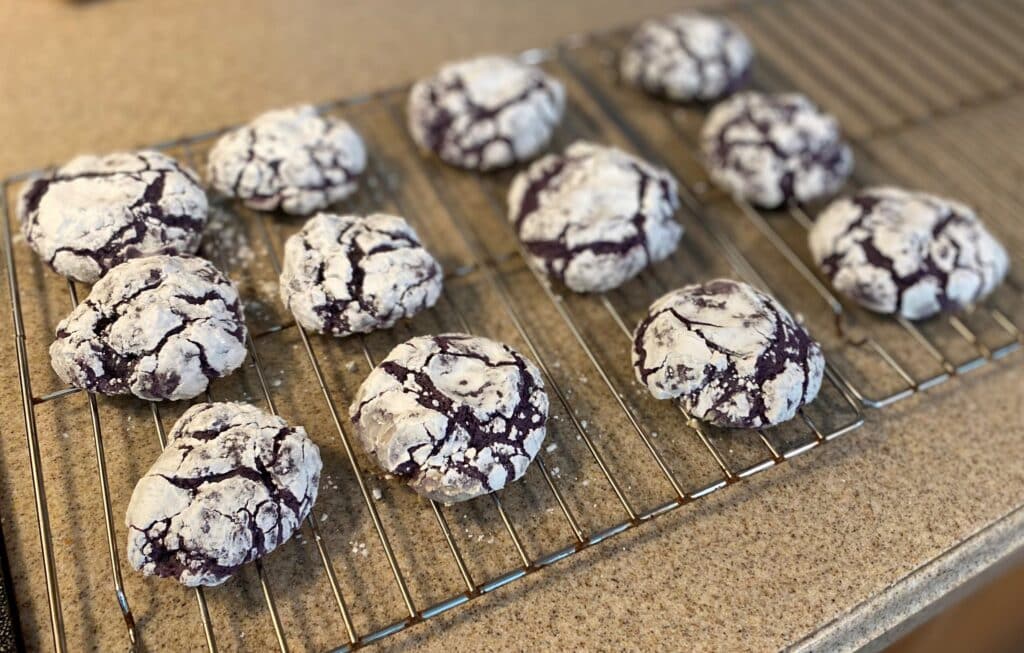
[49,255,247,401]
[507,141,683,293]
[620,13,753,102]
[125,402,321,587]
[279,213,443,337]
[207,105,366,215]
[17,150,208,283]
[809,187,1010,320]
[633,279,824,428]
[350,334,548,503]
[701,92,853,209]
[407,55,565,171]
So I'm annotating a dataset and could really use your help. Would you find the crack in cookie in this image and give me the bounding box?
[701,92,853,209]
[632,279,824,428]
[125,402,321,587]
[507,141,682,293]
[350,334,548,503]
[18,151,208,283]
[207,105,367,215]
[809,187,1009,320]
[49,255,247,401]
[407,56,565,171]
[279,213,443,336]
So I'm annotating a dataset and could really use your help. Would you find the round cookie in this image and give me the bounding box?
[809,187,1010,320]
[620,12,753,102]
[507,141,683,293]
[632,279,824,428]
[50,255,247,401]
[207,105,366,215]
[125,402,321,587]
[407,55,565,171]
[279,213,443,337]
[17,150,208,283]
[350,334,548,503]
[701,92,853,209]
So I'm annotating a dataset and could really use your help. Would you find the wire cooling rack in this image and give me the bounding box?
[3,0,1023,650]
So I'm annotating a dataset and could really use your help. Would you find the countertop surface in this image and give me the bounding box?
[2,1,1024,652]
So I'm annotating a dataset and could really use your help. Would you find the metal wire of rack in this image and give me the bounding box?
[2,1,1022,650]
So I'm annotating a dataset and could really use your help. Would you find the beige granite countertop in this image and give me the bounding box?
[2,1,1024,651]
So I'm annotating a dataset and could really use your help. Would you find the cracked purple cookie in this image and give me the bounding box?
[620,13,753,102]
[632,279,824,428]
[49,255,247,401]
[407,55,565,171]
[206,105,367,215]
[280,213,443,337]
[809,187,1009,320]
[350,334,548,503]
[507,141,683,293]
[701,92,853,209]
[17,150,208,283]
[125,402,321,586]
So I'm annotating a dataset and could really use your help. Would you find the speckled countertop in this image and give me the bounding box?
[2,1,1023,651]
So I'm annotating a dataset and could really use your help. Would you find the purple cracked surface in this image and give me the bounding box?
[207,105,367,216]
[125,402,321,587]
[49,255,248,401]
[620,12,753,102]
[809,187,1010,320]
[632,279,824,428]
[407,56,565,171]
[700,92,853,209]
[279,213,443,337]
[507,141,682,293]
[18,150,208,283]
[350,334,548,503]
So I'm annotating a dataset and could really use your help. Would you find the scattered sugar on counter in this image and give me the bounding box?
[349,541,368,557]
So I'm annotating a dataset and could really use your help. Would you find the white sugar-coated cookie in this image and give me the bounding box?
[809,187,1010,320]
[701,92,853,208]
[350,334,548,503]
[125,402,321,587]
[17,150,208,283]
[279,213,443,337]
[632,279,824,428]
[620,12,753,102]
[49,255,247,401]
[407,55,565,171]
[507,141,683,293]
[207,105,366,215]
